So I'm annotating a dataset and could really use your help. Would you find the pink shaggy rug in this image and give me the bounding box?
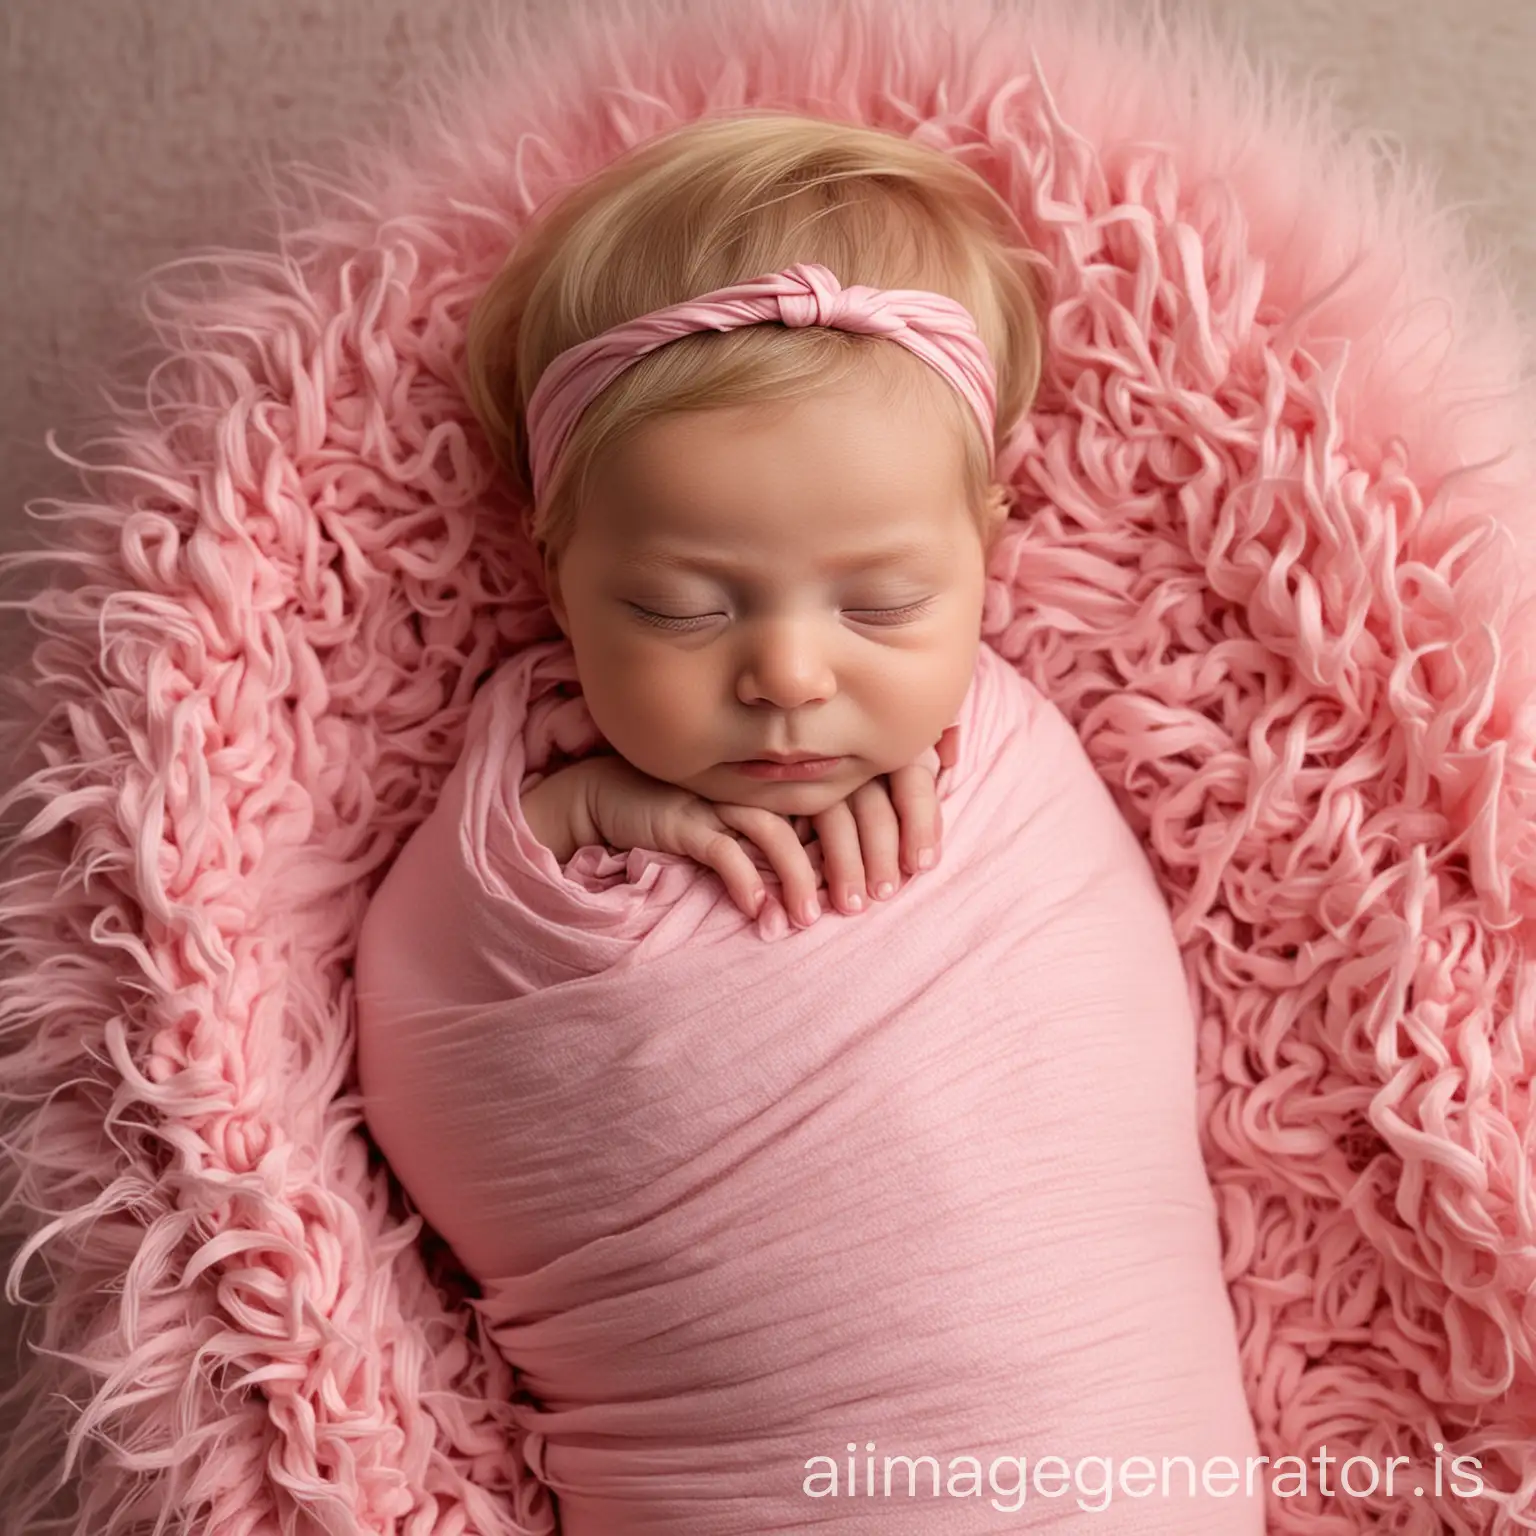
[2,0,1535,1531]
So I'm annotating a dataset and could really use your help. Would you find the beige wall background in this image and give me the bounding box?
[1,0,1533,1496]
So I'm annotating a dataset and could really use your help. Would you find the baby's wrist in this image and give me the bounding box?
[562,758,607,854]
[521,764,589,864]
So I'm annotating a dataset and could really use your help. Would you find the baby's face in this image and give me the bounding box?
[543,362,998,817]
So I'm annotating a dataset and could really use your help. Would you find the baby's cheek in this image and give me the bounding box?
[590,660,709,758]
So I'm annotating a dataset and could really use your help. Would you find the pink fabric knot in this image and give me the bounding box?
[774,262,896,336]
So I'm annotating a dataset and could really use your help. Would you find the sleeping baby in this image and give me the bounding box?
[354,110,1266,1532]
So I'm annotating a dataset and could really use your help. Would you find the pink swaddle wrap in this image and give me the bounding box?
[355,639,1264,1533]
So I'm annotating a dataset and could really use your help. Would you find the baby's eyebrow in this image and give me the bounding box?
[617,541,937,576]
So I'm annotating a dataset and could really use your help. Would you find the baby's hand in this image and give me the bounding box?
[564,726,957,928]
[566,754,818,922]
[804,722,958,920]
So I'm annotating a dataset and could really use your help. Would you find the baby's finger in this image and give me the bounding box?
[885,760,942,875]
[843,778,903,899]
[714,804,823,927]
[681,821,768,917]
[808,799,869,914]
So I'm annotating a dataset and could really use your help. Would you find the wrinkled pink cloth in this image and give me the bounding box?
[355,640,1264,1533]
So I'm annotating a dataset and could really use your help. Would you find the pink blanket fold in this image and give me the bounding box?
[355,638,1265,1533]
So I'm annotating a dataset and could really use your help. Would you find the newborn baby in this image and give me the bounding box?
[356,112,1263,1532]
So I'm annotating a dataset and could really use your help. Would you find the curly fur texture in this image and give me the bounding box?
[1,0,1534,1531]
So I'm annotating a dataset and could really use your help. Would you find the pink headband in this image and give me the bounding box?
[523,261,999,507]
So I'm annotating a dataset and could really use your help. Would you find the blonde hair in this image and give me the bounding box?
[464,109,1045,566]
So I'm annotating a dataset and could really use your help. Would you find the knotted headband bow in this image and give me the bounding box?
[523,261,999,507]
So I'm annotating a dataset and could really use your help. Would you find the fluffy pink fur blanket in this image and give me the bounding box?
[1,0,1534,1532]
[354,638,1265,1532]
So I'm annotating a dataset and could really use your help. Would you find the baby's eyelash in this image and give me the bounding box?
[854,599,935,624]
[628,600,935,631]
[629,606,716,631]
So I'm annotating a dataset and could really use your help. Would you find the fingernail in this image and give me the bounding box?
[801,898,820,925]
[845,890,863,912]
[874,881,895,900]
[917,848,935,870]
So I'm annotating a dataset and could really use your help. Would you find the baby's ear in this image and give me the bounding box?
[981,482,1011,548]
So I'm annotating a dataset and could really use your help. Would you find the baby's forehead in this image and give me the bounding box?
[592,372,969,501]
[583,431,973,567]
[607,531,952,581]
[587,479,971,570]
